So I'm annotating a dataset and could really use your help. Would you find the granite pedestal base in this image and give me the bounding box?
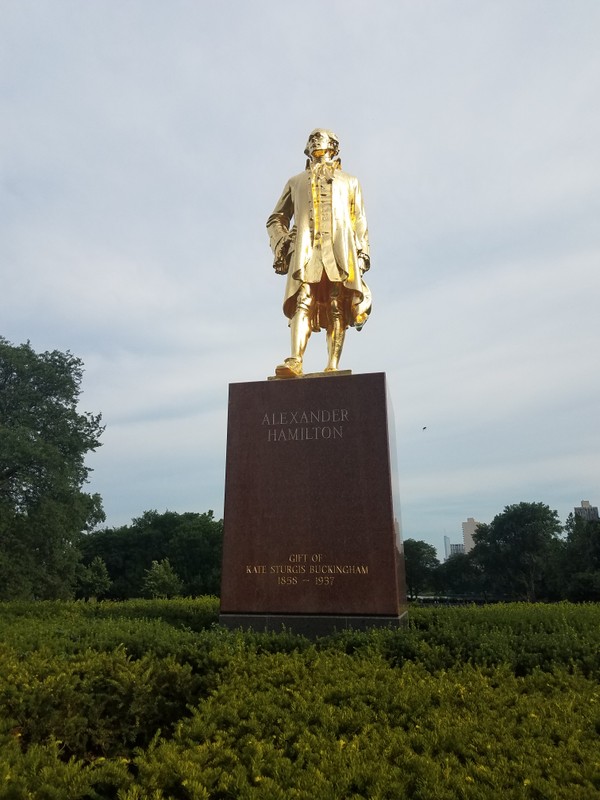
[219,372,407,636]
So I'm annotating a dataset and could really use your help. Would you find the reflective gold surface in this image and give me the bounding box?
[267,129,371,378]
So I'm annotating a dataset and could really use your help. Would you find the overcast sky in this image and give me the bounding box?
[2,1,599,559]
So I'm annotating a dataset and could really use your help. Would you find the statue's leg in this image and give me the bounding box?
[290,284,312,362]
[275,284,313,378]
[325,283,345,372]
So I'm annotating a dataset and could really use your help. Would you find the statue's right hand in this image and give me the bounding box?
[273,235,291,274]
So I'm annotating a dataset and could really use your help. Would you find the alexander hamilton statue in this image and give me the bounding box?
[267,129,372,378]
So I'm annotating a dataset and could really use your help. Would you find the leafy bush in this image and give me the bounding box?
[0,600,599,798]
[0,645,202,759]
[131,653,600,798]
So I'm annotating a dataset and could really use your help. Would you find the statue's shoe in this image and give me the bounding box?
[275,358,303,378]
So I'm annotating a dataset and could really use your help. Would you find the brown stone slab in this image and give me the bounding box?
[220,372,407,622]
[219,614,407,637]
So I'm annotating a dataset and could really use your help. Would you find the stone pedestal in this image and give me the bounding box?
[219,372,407,635]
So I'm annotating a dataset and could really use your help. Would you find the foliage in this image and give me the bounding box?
[142,558,183,599]
[407,500,600,602]
[403,538,439,599]
[563,512,600,601]
[434,552,483,598]
[471,502,563,601]
[0,338,104,600]
[131,653,600,799]
[77,556,112,600]
[81,510,223,599]
[0,600,599,796]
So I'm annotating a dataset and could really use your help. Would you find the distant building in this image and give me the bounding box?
[462,517,480,554]
[444,535,465,561]
[443,517,481,561]
[443,536,451,560]
[574,500,599,522]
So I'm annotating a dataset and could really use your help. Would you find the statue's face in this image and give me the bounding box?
[306,129,337,158]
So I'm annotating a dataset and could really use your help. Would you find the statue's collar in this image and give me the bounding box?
[308,159,341,181]
[305,157,341,173]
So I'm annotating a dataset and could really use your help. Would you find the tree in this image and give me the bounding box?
[80,514,171,599]
[0,338,104,599]
[77,555,112,600]
[81,510,223,598]
[166,511,222,596]
[435,552,483,598]
[403,538,440,599]
[471,502,562,601]
[563,512,600,601]
[142,558,183,599]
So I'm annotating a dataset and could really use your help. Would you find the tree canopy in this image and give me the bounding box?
[403,538,440,599]
[562,512,600,601]
[471,502,562,601]
[80,510,223,599]
[0,338,104,599]
[142,558,184,599]
[435,552,483,599]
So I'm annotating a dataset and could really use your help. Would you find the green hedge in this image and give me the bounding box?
[0,600,599,798]
[131,654,600,799]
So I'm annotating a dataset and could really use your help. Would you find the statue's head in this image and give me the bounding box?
[304,128,340,159]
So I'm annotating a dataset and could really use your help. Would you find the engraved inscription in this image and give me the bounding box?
[245,565,267,574]
[244,552,369,587]
[262,408,349,443]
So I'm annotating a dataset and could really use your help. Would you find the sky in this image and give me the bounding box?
[2,0,600,560]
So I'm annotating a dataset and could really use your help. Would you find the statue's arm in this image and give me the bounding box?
[353,180,370,273]
[267,181,294,259]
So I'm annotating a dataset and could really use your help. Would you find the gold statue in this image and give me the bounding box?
[267,129,371,378]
